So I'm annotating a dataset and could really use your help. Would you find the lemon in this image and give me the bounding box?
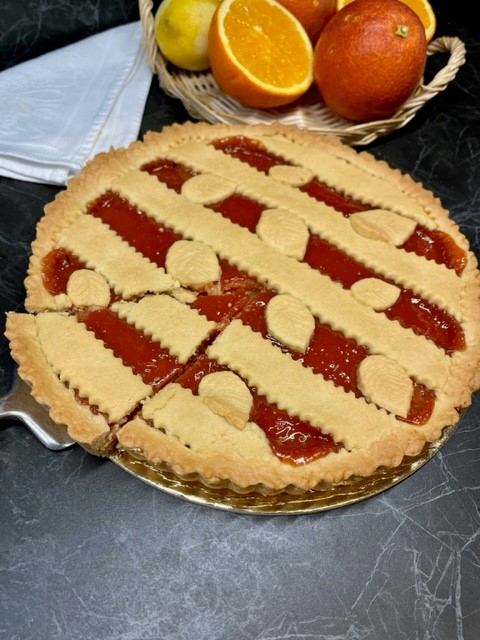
[154,0,221,71]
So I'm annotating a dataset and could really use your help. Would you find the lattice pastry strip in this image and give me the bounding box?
[111,294,216,364]
[114,170,451,391]
[137,383,268,456]
[262,136,433,224]
[59,214,174,298]
[206,319,397,450]
[35,313,152,422]
[6,313,113,450]
[163,142,462,316]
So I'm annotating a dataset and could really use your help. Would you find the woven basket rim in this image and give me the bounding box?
[138,0,466,146]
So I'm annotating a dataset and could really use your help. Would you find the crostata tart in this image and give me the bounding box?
[6,122,480,492]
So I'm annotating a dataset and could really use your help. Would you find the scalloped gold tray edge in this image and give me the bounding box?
[110,423,457,515]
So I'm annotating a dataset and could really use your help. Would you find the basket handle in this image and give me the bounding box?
[139,0,159,73]
[365,35,467,128]
[421,36,466,100]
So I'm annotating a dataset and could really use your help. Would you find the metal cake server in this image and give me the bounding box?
[0,369,75,450]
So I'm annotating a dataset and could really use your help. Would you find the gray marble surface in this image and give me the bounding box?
[1,2,479,639]
[0,0,140,70]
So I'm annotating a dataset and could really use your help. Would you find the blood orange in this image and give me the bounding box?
[276,0,337,45]
[337,0,436,42]
[314,0,427,122]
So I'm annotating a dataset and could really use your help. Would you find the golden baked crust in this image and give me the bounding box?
[5,121,480,491]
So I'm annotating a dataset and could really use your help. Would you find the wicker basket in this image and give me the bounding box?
[139,0,466,146]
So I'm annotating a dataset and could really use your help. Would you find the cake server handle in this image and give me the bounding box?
[0,369,75,450]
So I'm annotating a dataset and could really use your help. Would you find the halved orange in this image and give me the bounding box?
[208,0,314,109]
[336,0,436,42]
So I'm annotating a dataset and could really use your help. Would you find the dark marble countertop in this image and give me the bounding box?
[1,2,479,639]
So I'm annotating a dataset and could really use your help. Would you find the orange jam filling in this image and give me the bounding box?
[236,289,435,425]
[88,192,182,267]
[401,226,467,276]
[238,290,366,393]
[42,248,85,295]
[191,290,250,326]
[212,135,287,173]
[304,235,465,354]
[210,194,265,233]
[141,158,197,192]
[176,355,340,465]
[77,308,184,392]
[250,397,342,464]
[42,193,258,300]
[213,135,467,274]
[300,177,371,215]
[138,152,466,355]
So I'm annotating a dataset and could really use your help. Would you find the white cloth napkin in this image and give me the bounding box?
[0,21,153,186]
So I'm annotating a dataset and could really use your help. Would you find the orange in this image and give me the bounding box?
[276,0,337,45]
[314,0,427,122]
[208,0,313,109]
[336,0,436,42]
